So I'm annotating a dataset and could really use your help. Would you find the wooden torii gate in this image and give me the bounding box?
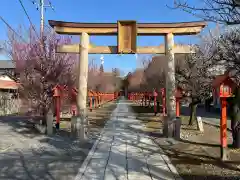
[49,20,206,139]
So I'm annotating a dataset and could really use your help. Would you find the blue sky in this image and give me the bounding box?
[0,0,213,75]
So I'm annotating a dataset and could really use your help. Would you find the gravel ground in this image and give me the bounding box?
[131,104,240,180]
[154,121,240,180]
[0,101,116,180]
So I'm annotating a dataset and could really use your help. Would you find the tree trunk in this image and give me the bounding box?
[205,96,212,112]
[231,116,240,148]
[189,102,197,125]
[229,89,240,148]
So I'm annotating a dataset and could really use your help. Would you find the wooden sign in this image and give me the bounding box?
[117,20,137,54]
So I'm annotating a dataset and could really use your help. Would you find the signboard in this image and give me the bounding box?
[117,20,137,54]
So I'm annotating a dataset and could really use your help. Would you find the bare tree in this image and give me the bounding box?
[126,69,145,92]
[176,52,214,125]
[112,68,122,91]
[87,63,122,93]
[172,0,240,24]
[142,55,166,92]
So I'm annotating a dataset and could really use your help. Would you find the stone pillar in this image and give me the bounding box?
[71,116,77,137]
[47,109,53,135]
[76,32,89,140]
[163,33,176,137]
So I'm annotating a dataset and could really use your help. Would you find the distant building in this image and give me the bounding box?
[0,60,19,92]
[0,60,16,76]
[0,73,19,94]
[0,72,20,115]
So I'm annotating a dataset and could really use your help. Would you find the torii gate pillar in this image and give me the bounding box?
[76,32,89,140]
[163,33,176,137]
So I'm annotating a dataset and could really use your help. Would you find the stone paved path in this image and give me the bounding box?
[75,98,181,180]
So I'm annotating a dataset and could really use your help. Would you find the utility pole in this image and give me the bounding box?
[40,0,44,40]
[30,0,54,41]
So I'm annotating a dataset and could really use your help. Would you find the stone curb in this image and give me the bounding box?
[202,120,232,132]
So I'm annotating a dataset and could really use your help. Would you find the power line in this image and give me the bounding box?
[0,16,27,43]
[18,0,39,40]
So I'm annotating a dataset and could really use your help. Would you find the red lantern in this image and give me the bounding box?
[219,84,232,97]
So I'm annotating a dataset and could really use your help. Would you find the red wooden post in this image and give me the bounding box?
[53,85,61,130]
[219,83,233,160]
[153,89,158,115]
[97,93,99,106]
[56,96,61,129]
[161,88,166,116]
[176,98,180,117]
[89,91,93,112]
[211,73,239,160]
[220,97,227,160]
[175,88,182,117]
[95,93,98,108]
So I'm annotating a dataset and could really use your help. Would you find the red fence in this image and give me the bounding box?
[127,88,182,117]
[52,85,118,126]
